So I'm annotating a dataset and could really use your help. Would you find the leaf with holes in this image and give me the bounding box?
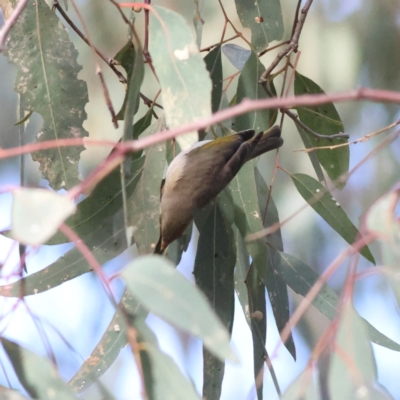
[4,0,88,189]
[233,0,284,51]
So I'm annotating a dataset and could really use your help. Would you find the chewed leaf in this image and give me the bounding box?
[149,5,212,150]
[4,0,88,189]
[233,0,284,51]
[11,188,76,246]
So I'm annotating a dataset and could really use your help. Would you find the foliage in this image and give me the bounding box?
[0,0,399,399]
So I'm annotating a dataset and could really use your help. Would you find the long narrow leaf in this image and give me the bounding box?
[291,173,375,264]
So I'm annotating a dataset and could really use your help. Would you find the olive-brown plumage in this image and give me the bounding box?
[155,126,283,253]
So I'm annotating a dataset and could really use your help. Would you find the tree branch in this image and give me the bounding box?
[259,0,314,83]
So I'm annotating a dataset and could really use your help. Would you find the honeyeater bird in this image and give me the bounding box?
[155,125,283,254]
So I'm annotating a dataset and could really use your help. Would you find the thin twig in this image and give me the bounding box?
[69,0,119,128]
[217,0,252,48]
[0,0,29,51]
[295,118,400,152]
[59,223,117,308]
[1,88,400,161]
[259,0,314,83]
[201,35,239,52]
[54,1,126,83]
[283,108,349,140]
[270,232,377,360]
[258,40,290,58]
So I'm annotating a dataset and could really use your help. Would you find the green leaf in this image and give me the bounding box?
[329,304,378,400]
[233,226,251,325]
[128,117,166,254]
[233,0,284,51]
[280,369,318,400]
[365,190,400,269]
[235,51,270,132]
[114,41,136,121]
[149,5,212,150]
[4,0,88,189]
[294,72,349,188]
[365,190,400,306]
[122,46,144,141]
[296,125,326,183]
[48,156,145,245]
[0,216,127,297]
[135,319,202,400]
[228,161,268,284]
[11,188,76,246]
[165,222,192,266]
[2,338,78,399]
[69,289,147,393]
[121,255,237,362]
[133,108,153,140]
[291,173,375,264]
[229,162,268,283]
[194,204,236,400]
[204,45,223,113]
[277,251,400,351]
[254,168,296,359]
[245,263,267,400]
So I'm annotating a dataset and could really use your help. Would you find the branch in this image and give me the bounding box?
[1,88,400,161]
[259,0,314,83]
[0,0,29,52]
[53,1,126,83]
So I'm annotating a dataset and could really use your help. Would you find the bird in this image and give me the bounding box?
[154,125,283,254]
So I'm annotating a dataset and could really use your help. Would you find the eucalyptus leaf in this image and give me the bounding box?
[222,44,251,71]
[194,204,236,399]
[4,0,88,189]
[128,117,166,254]
[114,40,137,121]
[329,304,378,400]
[121,255,237,362]
[234,51,270,133]
[149,5,212,150]
[296,125,326,183]
[294,72,348,188]
[48,156,145,245]
[229,161,268,283]
[233,0,283,51]
[280,369,318,400]
[254,168,295,359]
[135,319,202,400]
[204,45,223,113]
[2,338,78,399]
[11,188,76,246]
[277,251,400,351]
[0,216,127,297]
[291,173,375,264]
[245,263,267,400]
[69,289,147,393]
